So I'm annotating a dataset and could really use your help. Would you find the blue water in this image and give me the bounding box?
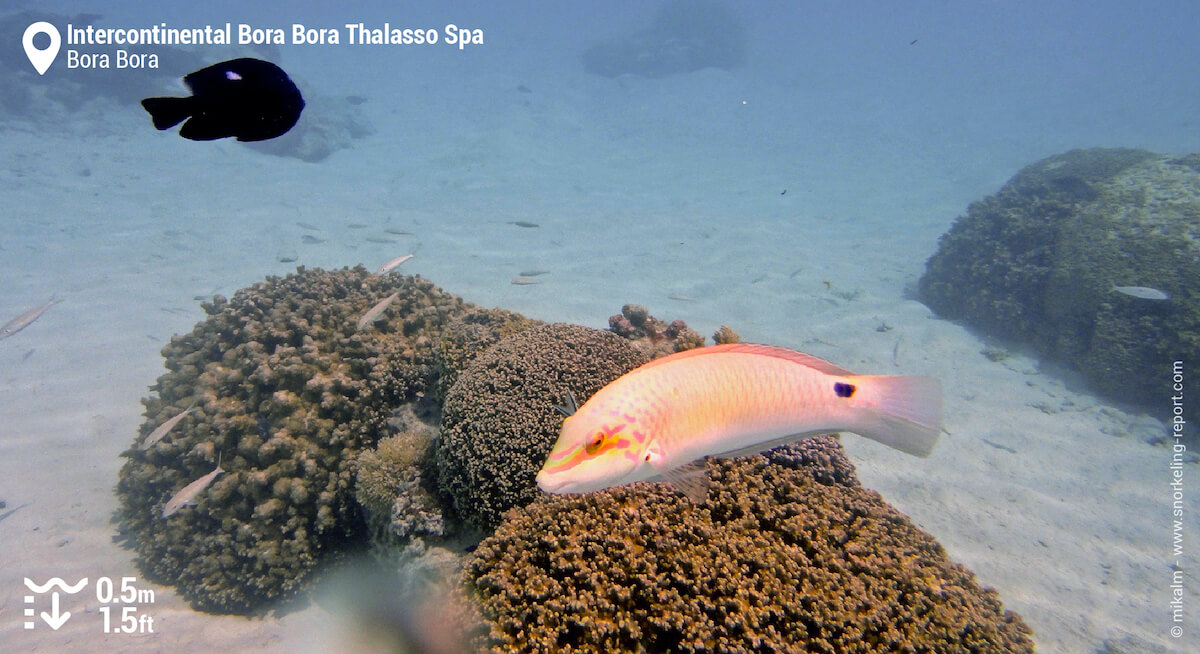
[2,1,1198,652]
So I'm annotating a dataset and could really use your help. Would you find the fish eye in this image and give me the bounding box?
[585,433,606,455]
[833,382,856,398]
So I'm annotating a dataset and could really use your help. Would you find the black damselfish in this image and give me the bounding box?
[141,58,304,142]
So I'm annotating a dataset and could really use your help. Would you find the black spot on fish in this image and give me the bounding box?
[141,58,305,142]
[833,382,855,398]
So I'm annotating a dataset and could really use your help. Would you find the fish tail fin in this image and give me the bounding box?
[853,375,942,457]
[141,96,193,130]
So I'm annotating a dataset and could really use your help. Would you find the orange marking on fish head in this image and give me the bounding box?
[537,411,648,495]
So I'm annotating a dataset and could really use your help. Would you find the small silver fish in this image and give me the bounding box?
[511,277,542,285]
[139,405,195,450]
[1112,286,1169,301]
[356,292,399,331]
[1,297,61,340]
[162,461,223,518]
[374,254,414,275]
[518,269,549,277]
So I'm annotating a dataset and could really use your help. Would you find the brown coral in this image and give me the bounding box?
[434,306,540,403]
[355,427,445,553]
[116,267,472,612]
[608,303,704,358]
[466,436,1033,653]
[919,148,1200,421]
[436,323,649,531]
[712,325,741,344]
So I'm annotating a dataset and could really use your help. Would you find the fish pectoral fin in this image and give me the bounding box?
[552,390,579,417]
[661,461,710,503]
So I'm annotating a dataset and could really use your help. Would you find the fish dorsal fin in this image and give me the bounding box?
[634,343,854,376]
[662,461,710,503]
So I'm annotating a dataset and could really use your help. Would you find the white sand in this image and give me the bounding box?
[2,8,1198,651]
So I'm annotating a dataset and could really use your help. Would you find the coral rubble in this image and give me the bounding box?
[608,303,705,359]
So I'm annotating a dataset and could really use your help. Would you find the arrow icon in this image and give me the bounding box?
[40,592,70,630]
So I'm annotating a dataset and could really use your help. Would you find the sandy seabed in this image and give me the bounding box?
[0,59,1195,653]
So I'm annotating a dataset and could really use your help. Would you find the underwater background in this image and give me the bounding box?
[1,1,1198,652]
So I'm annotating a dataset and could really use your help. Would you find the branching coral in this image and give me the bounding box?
[436,323,649,531]
[434,306,540,404]
[466,436,1033,653]
[712,325,741,345]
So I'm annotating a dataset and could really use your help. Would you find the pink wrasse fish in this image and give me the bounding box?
[536,343,942,502]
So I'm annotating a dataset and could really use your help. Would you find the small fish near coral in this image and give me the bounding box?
[139,405,195,450]
[374,254,414,276]
[356,292,399,331]
[162,459,223,518]
[141,58,305,142]
[536,343,942,502]
[1111,285,1169,301]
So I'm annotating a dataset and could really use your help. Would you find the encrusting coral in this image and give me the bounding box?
[116,266,472,612]
[466,435,1033,653]
[436,323,649,532]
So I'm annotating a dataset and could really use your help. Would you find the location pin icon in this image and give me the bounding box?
[23,22,61,76]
